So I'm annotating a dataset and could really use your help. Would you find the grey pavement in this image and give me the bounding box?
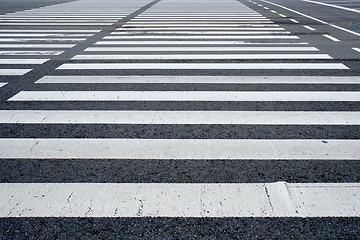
[0,0,360,238]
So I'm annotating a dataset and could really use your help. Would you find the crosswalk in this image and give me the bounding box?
[0,0,360,230]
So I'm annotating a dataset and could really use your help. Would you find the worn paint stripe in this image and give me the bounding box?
[1,110,359,125]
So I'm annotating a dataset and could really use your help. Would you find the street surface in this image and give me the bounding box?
[0,0,360,238]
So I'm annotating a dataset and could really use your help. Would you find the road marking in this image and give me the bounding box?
[0,51,63,56]
[0,30,101,33]
[278,14,287,17]
[95,41,309,45]
[133,17,269,19]
[1,110,359,125]
[264,7,269,9]
[0,69,32,75]
[0,33,93,37]
[352,48,360,53]
[9,91,358,101]
[56,63,348,70]
[85,47,319,51]
[289,19,299,23]
[303,25,316,31]
[0,59,49,64]
[0,83,7,88]
[111,31,290,35]
[72,54,332,60]
[128,21,273,23]
[323,34,340,42]
[103,35,298,39]
[261,0,360,37]
[0,23,114,26]
[301,0,360,14]
[0,139,358,160]
[270,10,277,13]
[123,24,279,27]
[0,38,86,42]
[35,76,360,84]
[117,27,285,30]
[2,182,360,217]
[0,44,75,48]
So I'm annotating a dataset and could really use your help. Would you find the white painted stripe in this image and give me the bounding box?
[0,139,358,160]
[0,38,85,42]
[279,14,287,17]
[9,91,358,102]
[35,76,360,84]
[0,33,93,37]
[0,20,116,23]
[1,110,359,125]
[103,35,299,39]
[302,0,360,14]
[290,19,299,23]
[261,0,360,37]
[0,30,101,33]
[128,21,273,23]
[111,31,290,35]
[123,24,278,27]
[72,54,332,60]
[133,17,268,19]
[0,59,49,64]
[84,47,319,52]
[0,82,7,88]
[323,34,340,42]
[56,63,348,70]
[0,23,114,26]
[95,41,309,45]
[1,182,360,217]
[117,27,285,30]
[0,51,63,56]
[0,44,75,48]
[353,48,360,53]
[270,10,277,13]
[304,25,316,31]
[0,69,32,75]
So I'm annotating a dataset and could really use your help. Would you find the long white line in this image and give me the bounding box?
[95,41,309,45]
[35,76,360,84]
[0,51,63,56]
[1,182,360,217]
[71,54,332,60]
[0,139,358,160]
[0,34,93,37]
[111,31,290,35]
[128,21,273,23]
[0,23,114,26]
[1,110,359,125]
[260,0,360,37]
[0,69,32,75]
[84,47,319,51]
[0,20,117,23]
[0,59,49,64]
[56,63,348,70]
[0,82,7,88]
[0,30,101,33]
[103,35,299,39]
[302,0,360,14]
[0,44,76,48]
[117,27,284,30]
[123,24,278,27]
[0,38,86,42]
[8,91,358,101]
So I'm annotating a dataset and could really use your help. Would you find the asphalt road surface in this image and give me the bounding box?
[0,0,360,238]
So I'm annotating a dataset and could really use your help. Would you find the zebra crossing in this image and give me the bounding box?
[0,0,360,229]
